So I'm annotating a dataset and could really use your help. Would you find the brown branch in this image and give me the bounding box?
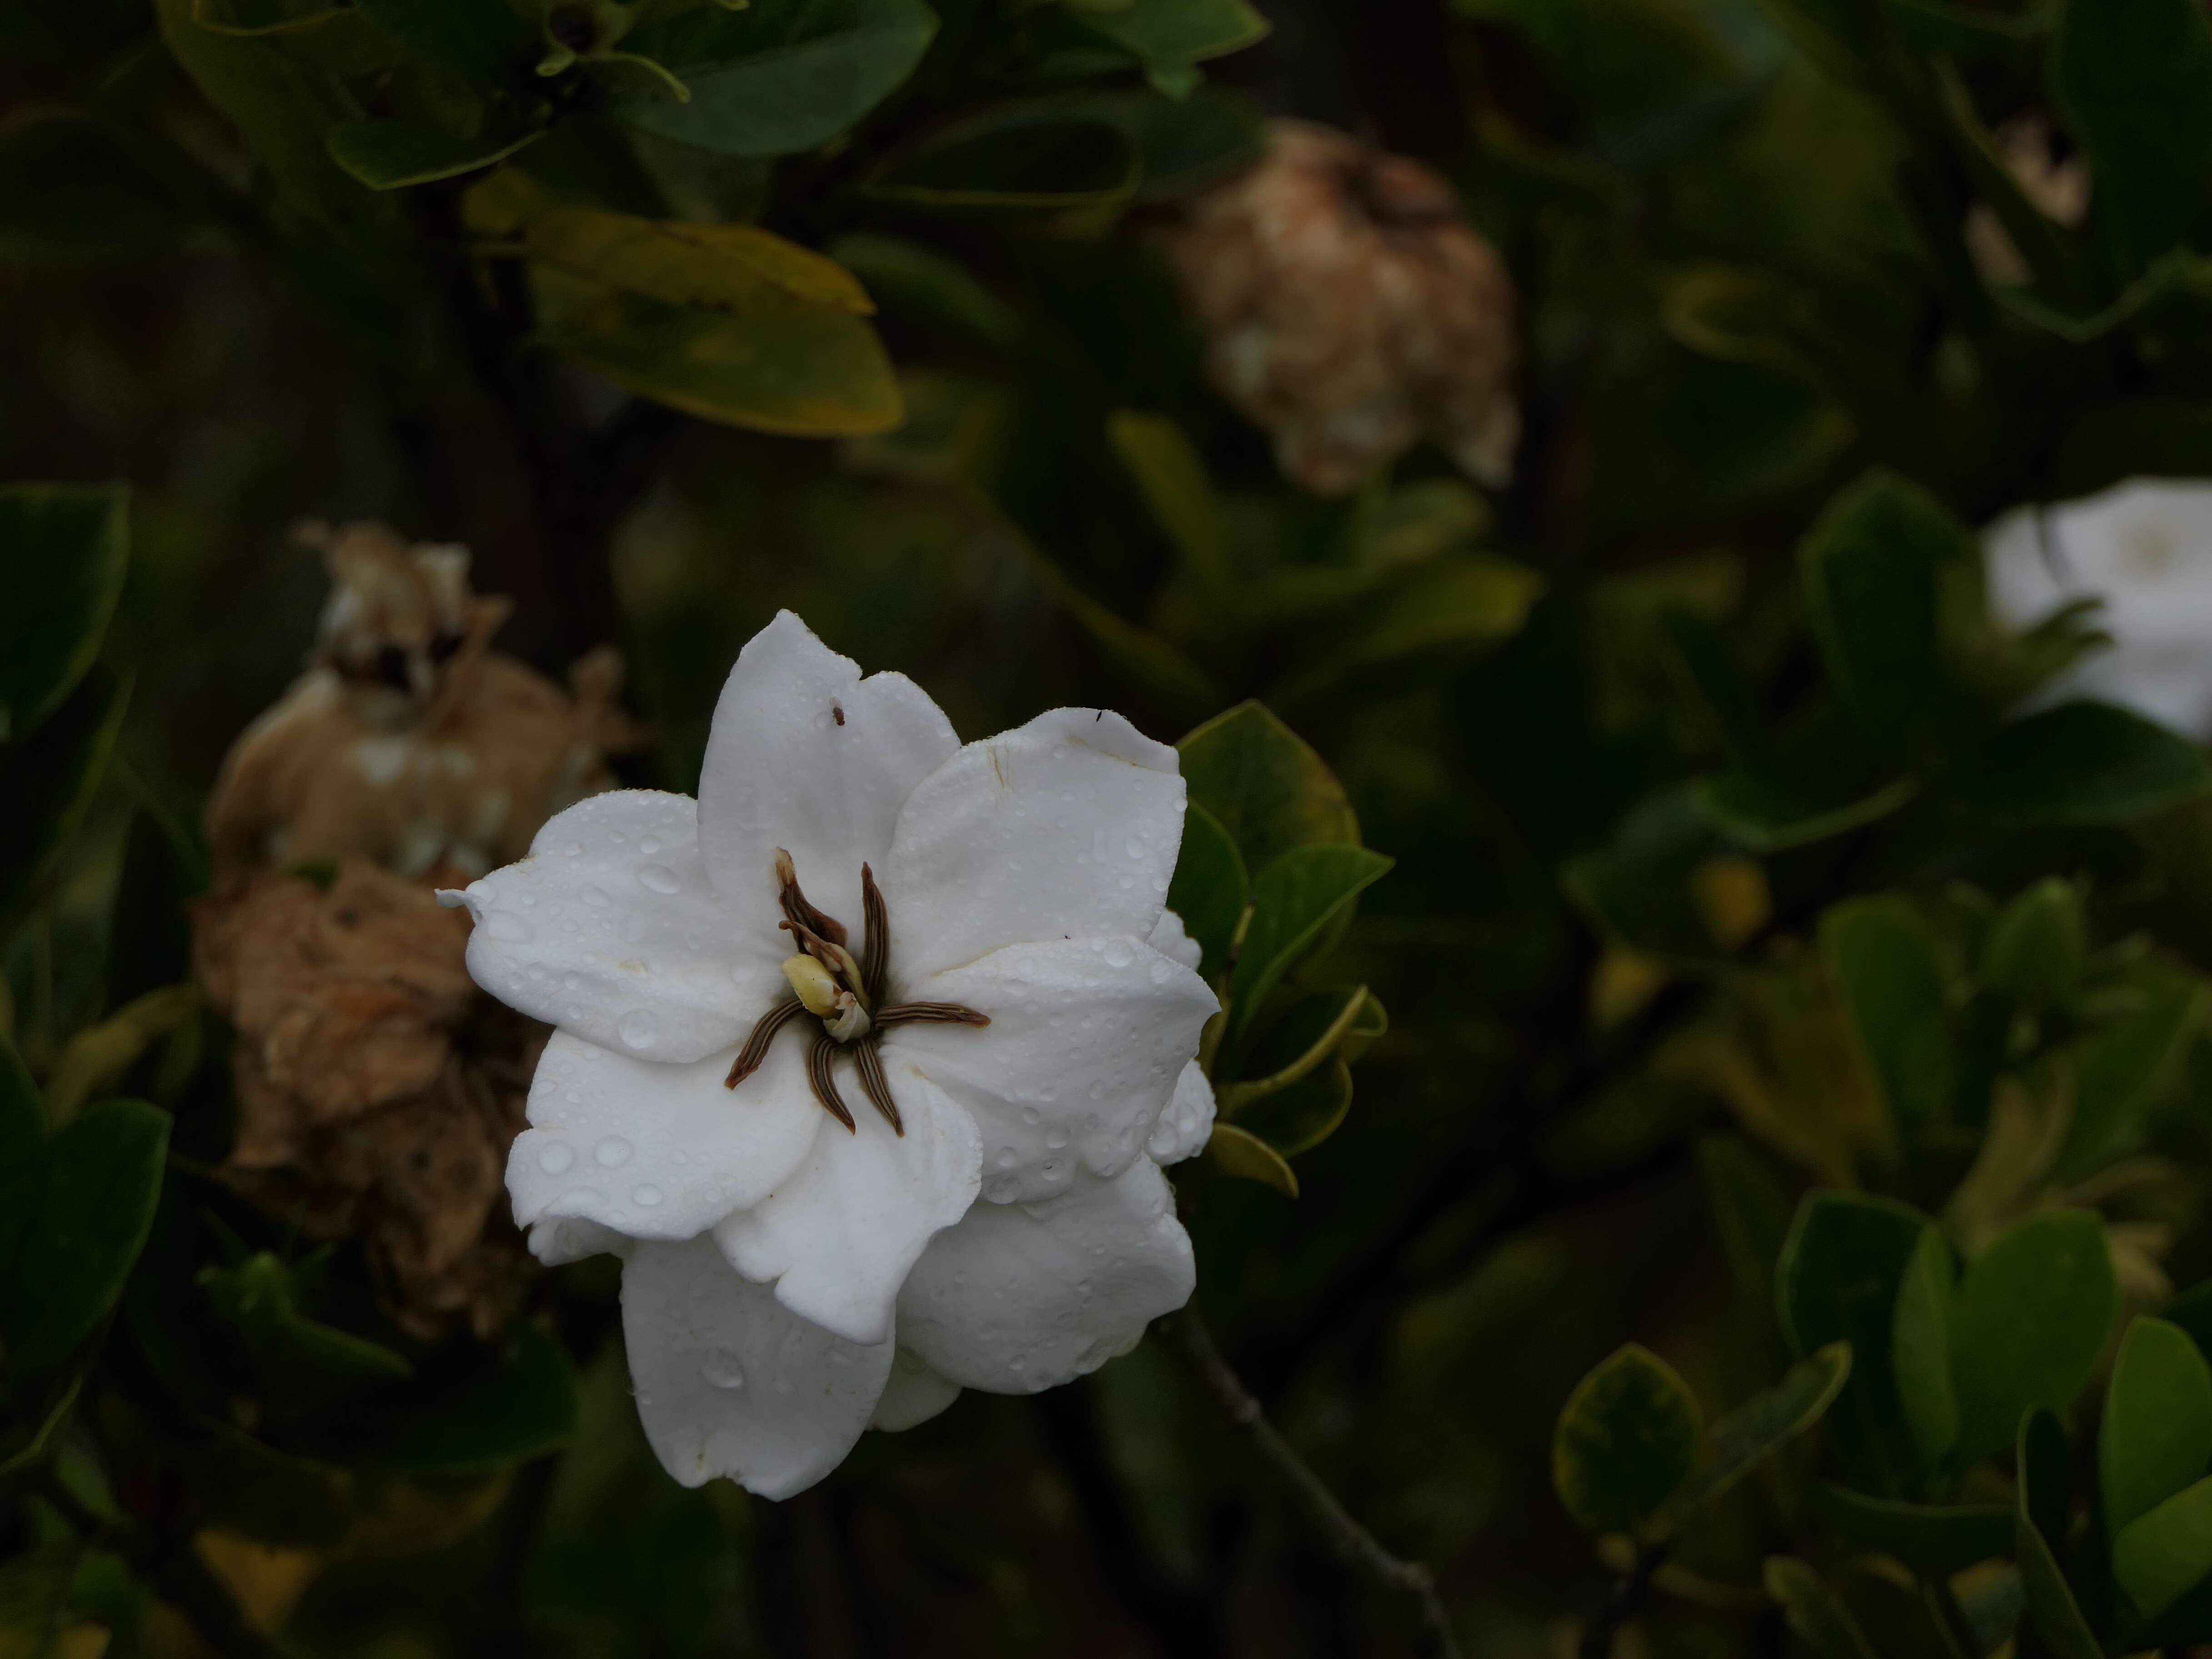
[1155,1308,1464,1659]
[1579,1544,1664,1659]
[34,1469,293,1659]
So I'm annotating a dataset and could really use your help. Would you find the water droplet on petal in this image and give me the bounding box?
[486,912,534,943]
[637,864,681,895]
[618,1010,659,1050]
[1101,939,1134,968]
[700,1348,745,1390]
[633,1183,664,1207]
[595,1136,634,1167]
[638,835,662,856]
[537,1141,575,1174]
[581,885,611,907]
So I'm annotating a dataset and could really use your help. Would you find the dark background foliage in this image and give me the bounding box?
[11,0,2212,1654]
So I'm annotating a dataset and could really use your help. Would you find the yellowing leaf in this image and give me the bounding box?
[1205,1120,1298,1196]
[516,208,874,316]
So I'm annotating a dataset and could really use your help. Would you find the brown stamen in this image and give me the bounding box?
[852,1041,904,1135]
[860,863,889,1002]
[807,1031,857,1133]
[773,847,847,946]
[876,1002,992,1028]
[726,996,804,1089]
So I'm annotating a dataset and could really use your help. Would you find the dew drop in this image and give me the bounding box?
[485,912,534,943]
[994,1148,1017,1170]
[700,1348,746,1390]
[618,1009,659,1050]
[581,885,611,908]
[633,1183,664,1207]
[985,1175,1021,1203]
[1020,1106,1041,1127]
[1101,939,1134,968]
[638,835,663,856]
[537,1141,575,1175]
[1125,836,1146,859]
[1045,1127,1070,1150]
[637,864,681,895]
[594,1135,634,1168]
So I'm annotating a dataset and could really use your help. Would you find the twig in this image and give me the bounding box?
[33,1469,293,1659]
[1579,1545,1663,1659]
[1156,1308,1464,1659]
[466,1453,560,1652]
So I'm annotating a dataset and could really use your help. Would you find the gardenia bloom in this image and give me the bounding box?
[439,613,1219,1497]
[1986,478,2212,739]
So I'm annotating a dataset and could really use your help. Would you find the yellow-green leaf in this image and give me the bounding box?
[1205,1121,1298,1196]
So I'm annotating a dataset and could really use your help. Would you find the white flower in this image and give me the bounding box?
[1986,478,2212,738]
[439,613,1219,1498]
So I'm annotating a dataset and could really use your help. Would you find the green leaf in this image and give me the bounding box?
[1107,410,1233,601]
[1552,1343,1704,1536]
[1890,1226,1959,1468]
[1981,877,2087,1016]
[0,118,191,262]
[0,483,127,743]
[1222,987,1375,1152]
[1177,701,1358,875]
[328,118,539,188]
[1764,1557,1880,1659]
[2102,1317,2212,1539]
[1077,0,1267,88]
[1222,844,1393,1062]
[1950,1209,2117,1467]
[0,664,131,922]
[618,0,938,159]
[1796,471,1984,762]
[1809,1483,2016,1572]
[1775,1191,1927,1493]
[1951,702,2212,824]
[350,0,538,91]
[1204,1119,1298,1196]
[539,290,900,436]
[2052,0,2212,272]
[1164,799,1247,987]
[0,1035,42,1276]
[1696,769,1917,854]
[2115,1477,2212,1628]
[2057,962,2206,1180]
[1672,1341,1852,1520]
[861,104,1137,211]
[2016,1407,2105,1659]
[1819,895,1955,1146]
[199,1254,415,1386]
[830,233,1031,357]
[3,1097,169,1375]
[278,1323,577,1473]
[1269,554,1545,716]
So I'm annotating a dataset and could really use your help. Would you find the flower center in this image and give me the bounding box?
[723,849,988,1137]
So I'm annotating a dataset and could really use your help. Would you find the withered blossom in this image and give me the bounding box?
[1153,119,1520,497]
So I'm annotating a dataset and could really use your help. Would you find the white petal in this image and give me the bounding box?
[884,937,1216,1203]
[621,1236,892,1498]
[528,1216,633,1266]
[697,611,960,930]
[870,1350,961,1431]
[895,1159,1195,1395]
[447,790,780,1065]
[508,1029,825,1242]
[885,709,1186,980]
[711,1061,982,1347]
[1147,909,1203,972]
[1146,1062,1216,1165]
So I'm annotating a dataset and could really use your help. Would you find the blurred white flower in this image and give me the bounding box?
[442,612,1217,1498]
[1986,478,2212,738]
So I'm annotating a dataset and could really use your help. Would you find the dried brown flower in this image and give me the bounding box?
[1964,111,2091,287]
[194,526,645,1338]
[1152,120,1520,497]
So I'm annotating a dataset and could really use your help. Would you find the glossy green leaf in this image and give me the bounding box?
[862,106,1137,211]
[1952,702,2212,824]
[619,0,938,159]
[1223,987,1374,1151]
[1205,1119,1298,1195]
[350,0,538,91]
[1796,470,1980,761]
[830,233,1030,357]
[1552,1343,1704,1536]
[3,1097,168,1375]
[1672,1341,1852,1519]
[0,482,126,742]
[1809,1483,2015,1572]
[2016,1407,2104,1659]
[493,197,874,313]
[1981,877,2087,1016]
[1079,0,1267,86]
[1890,1225,1958,1468]
[0,119,191,262]
[540,290,900,436]
[1764,1557,1880,1659]
[1108,410,1233,599]
[1776,1191,1926,1491]
[2102,1317,2212,1538]
[1819,895,1955,1143]
[1270,554,1545,715]
[329,119,539,188]
[2058,962,2206,1179]
[2116,1478,2212,1627]
[1950,1210,2117,1467]
[1222,844,1393,1061]
[278,1322,577,1472]
[2052,0,2212,272]
[1232,1051,1352,1159]
[1164,799,1247,987]
[1696,769,1916,854]
[0,664,130,921]
[1177,701,1358,875]
[200,1254,415,1386]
